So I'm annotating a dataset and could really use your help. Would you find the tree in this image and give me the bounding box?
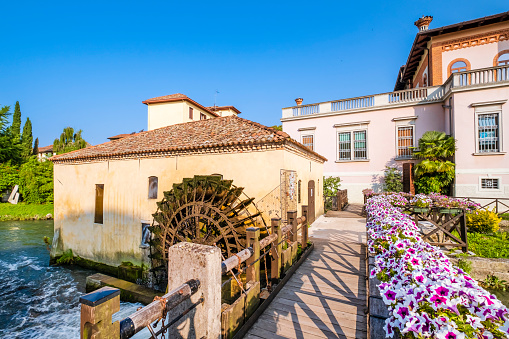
[53,126,87,154]
[383,166,403,192]
[0,105,10,131]
[271,125,282,131]
[18,157,53,203]
[413,131,456,194]
[11,101,21,141]
[33,137,39,156]
[21,117,33,158]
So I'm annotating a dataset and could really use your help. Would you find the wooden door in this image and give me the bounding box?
[308,180,315,224]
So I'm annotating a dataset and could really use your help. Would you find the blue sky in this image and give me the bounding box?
[1,1,507,146]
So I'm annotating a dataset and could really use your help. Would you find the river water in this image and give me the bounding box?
[0,220,145,338]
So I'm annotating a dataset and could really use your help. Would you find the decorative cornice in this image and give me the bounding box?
[333,121,370,128]
[297,127,316,131]
[440,29,509,52]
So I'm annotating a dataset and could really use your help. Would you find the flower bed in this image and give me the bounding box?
[362,189,481,210]
[366,194,509,338]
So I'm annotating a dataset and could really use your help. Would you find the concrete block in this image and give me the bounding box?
[369,275,381,298]
[369,296,390,318]
[167,242,221,339]
[369,316,387,339]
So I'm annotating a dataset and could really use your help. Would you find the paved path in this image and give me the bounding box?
[244,215,367,339]
[325,203,364,218]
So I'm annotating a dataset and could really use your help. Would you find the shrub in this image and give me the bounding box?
[18,157,54,203]
[382,166,402,192]
[467,208,502,234]
[323,176,341,196]
[56,249,80,265]
[0,163,20,192]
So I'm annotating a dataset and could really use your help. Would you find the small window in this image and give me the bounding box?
[189,107,193,120]
[481,178,499,190]
[94,184,104,224]
[200,113,206,120]
[450,61,467,73]
[302,135,314,151]
[423,73,428,87]
[397,126,414,158]
[478,113,500,153]
[148,176,158,199]
[298,180,302,203]
[497,53,509,66]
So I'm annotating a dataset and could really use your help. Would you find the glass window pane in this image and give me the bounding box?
[338,132,351,160]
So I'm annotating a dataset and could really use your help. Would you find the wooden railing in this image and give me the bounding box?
[325,189,348,211]
[455,197,509,215]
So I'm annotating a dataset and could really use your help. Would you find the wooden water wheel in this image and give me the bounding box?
[149,175,267,275]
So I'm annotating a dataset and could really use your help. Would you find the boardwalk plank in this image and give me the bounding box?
[243,217,368,339]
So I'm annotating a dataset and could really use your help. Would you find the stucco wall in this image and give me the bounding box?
[54,148,323,267]
[283,103,445,202]
[451,87,509,198]
[147,101,216,131]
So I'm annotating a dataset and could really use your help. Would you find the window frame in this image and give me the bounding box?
[447,58,471,77]
[336,129,369,162]
[494,50,509,66]
[396,125,415,159]
[189,107,194,120]
[148,176,158,199]
[479,177,502,192]
[94,184,104,224]
[474,107,503,154]
[301,134,314,151]
[200,113,207,120]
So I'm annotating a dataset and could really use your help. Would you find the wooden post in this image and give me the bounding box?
[270,218,282,282]
[460,209,468,253]
[80,286,120,339]
[302,205,308,249]
[246,227,260,283]
[287,211,298,242]
[336,190,342,211]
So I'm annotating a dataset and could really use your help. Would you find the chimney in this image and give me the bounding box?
[295,98,303,106]
[414,16,433,31]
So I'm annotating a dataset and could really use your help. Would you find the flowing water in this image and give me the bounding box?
[0,220,145,338]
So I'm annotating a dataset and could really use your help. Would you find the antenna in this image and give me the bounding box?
[214,90,219,109]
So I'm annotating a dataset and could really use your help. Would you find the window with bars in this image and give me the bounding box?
[397,126,414,158]
[302,135,314,151]
[338,130,367,160]
[478,113,500,153]
[481,178,499,190]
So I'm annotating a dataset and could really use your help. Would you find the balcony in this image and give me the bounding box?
[282,64,509,119]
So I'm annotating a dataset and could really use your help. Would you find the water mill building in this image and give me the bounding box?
[50,94,326,270]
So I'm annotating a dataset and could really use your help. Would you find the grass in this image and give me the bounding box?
[500,213,509,221]
[0,202,54,221]
[467,231,509,259]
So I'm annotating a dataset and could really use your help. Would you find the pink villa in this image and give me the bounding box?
[282,12,509,203]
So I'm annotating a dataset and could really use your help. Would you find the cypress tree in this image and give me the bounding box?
[21,117,33,158]
[33,137,39,156]
[11,101,21,141]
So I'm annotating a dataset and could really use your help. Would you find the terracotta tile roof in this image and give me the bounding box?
[38,145,53,153]
[50,116,326,163]
[206,105,242,114]
[108,133,136,140]
[142,93,219,117]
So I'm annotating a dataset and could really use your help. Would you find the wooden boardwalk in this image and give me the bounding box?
[244,216,367,339]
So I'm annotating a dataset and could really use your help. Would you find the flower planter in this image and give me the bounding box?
[439,208,462,214]
[412,207,430,214]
